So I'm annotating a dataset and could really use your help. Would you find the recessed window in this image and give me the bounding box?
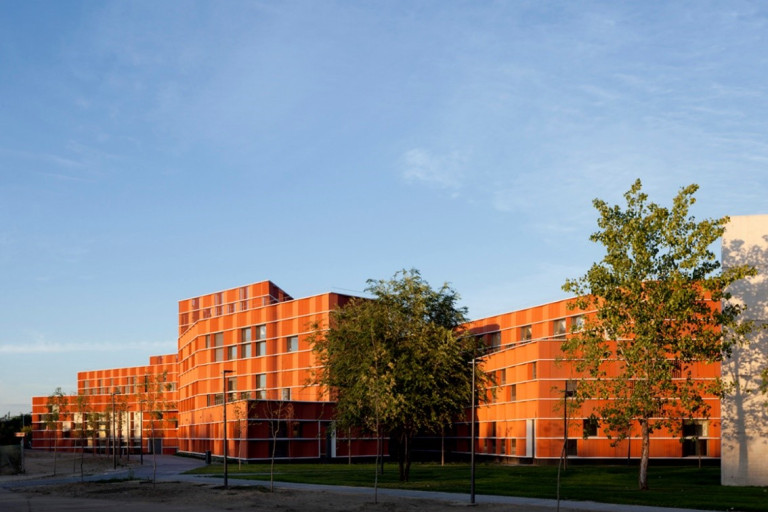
[281,388,291,401]
[530,361,537,380]
[255,325,266,340]
[241,343,252,359]
[241,327,252,343]
[572,315,585,332]
[256,341,266,357]
[227,346,237,360]
[553,319,567,339]
[521,325,532,342]
[583,417,599,437]
[286,336,298,352]
[487,332,501,352]
[509,384,517,402]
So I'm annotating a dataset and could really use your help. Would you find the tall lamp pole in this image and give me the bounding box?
[470,358,477,505]
[111,390,120,469]
[222,369,234,488]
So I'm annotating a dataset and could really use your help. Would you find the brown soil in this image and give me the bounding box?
[8,451,528,511]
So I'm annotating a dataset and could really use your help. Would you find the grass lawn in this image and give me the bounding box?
[187,461,768,511]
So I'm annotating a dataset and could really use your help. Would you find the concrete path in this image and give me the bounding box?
[0,455,717,512]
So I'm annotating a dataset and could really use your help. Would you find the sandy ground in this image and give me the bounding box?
[4,451,534,511]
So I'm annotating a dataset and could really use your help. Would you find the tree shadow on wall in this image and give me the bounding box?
[721,235,768,484]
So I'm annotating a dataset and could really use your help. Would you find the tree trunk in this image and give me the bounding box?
[638,419,650,490]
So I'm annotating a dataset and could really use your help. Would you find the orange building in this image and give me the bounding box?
[31,354,178,455]
[31,280,721,464]
[457,299,720,462]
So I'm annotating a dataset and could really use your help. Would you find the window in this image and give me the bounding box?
[530,361,537,380]
[241,343,252,359]
[572,315,585,332]
[286,336,298,352]
[682,420,708,438]
[241,327,252,343]
[214,333,224,347]
[227,346,237,360]
[671,360,682,379]
[553,319,567,339]
[487,332,501,352]
[281,388,291,401]
[509,384,517,402]
[583,417,599,437]
[520,325,532,342]
[566,439,578,456]
[254,373,267,400]
[239,286,248,310]
[205,335,210,348]
[255,325,266,340]
[256,341,266,357]
[500,369,506,386]
[227,376,237,401]
[214,348,224,362]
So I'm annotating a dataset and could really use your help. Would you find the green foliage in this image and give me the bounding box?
[562,179,756,490]
[311,269,484,481]
[0,414,31,445]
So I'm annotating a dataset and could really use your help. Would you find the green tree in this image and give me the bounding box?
[44,387,67,476]
[311,269,483,482]
[72,392,92,480]
[562,179,756,490]
[136,372,175,483]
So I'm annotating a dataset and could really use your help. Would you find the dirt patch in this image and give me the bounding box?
[8,451,530,511]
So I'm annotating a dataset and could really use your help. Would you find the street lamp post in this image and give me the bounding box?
[111,390,119,470]
[222,369,234,488]
[470,358,477,505]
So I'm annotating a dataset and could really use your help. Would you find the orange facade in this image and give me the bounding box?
[459,298,721,461]
[31,280,721,463]
[31,354,178,455]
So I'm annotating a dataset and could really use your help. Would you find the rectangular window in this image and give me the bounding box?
[205,335,210,348]
[214,348,224,362]
[255,374,267,390]
[530,361,537,380]
[566,439,578,456]
[214,333,224,347]
[572,315,585,332]
[553,319,567,339]
[509,384,517,402]
[281,388,291,401]
[241,327,252,343]
[565,380,577,397]
[583,418,599,437]
[488,332,501,352]
[255,325,266,340]
[256,341,266,356]
[682,420,708,438]
[286,336,298,352]
[500,369,506,386]
[227,376,237,392]
[520,325,532,342]
[227,346,237,360]
[239,286,248,310]
[241,343,252,359]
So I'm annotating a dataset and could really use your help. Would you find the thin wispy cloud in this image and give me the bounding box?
[402,148,466,192]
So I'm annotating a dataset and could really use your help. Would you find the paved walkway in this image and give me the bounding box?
[0,455,713,512]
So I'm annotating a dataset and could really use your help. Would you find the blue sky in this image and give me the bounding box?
[2,1,767,415]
